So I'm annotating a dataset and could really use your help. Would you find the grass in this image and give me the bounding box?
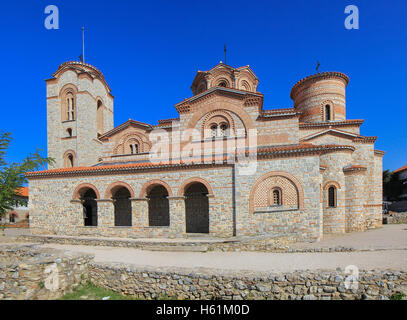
[61,282,138,300]
[61,282,178,300]
[390,292,405,300]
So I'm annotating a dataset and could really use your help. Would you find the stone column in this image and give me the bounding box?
[96,199,115,229]
[70,200,85,228]
[130,198,149,235]
[168,196,186,237]
[345,169,367,232]
[207,194,218,236]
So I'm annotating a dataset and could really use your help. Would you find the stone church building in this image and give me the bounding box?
[26,61,384,241]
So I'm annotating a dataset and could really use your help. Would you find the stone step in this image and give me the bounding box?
[141,245,208,252]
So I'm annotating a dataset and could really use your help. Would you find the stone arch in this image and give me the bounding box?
[104,181,135,199]
[72,183,100,200]
[249,171,304,214]
[187,104,255,133]
[178,177,214,196]
[139,179,173,198]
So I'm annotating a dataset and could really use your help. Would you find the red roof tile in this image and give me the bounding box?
[394,164,407,173]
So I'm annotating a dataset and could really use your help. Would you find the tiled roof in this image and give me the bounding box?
[290,72,349,98]
[15,187,28,197]
[394,164,407,173]
[299,120,364,128]
[26,144,355,178]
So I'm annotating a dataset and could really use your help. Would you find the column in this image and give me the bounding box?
[96,199,115,228]
[168,196,186,237]
[130,198,149,234]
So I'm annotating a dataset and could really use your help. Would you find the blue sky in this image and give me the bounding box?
[0,0,406,171]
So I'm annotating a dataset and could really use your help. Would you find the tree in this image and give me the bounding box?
[0,131,54,218]
[383,169,402,201]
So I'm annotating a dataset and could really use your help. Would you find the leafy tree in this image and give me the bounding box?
[0,131,54,218]
[383,169,402,201]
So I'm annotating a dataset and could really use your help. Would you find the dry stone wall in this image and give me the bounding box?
[0,244,92,300]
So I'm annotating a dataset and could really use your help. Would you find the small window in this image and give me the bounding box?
[67,128,72,137]
[219,123,228,137]
[328,186,336,207]
[325,105,331,121]
[68,154,74,168]
[211,125,218,138]
[272,189,282,206]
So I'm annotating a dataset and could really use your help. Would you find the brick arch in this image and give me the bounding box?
[187,104,255,133]
[72,183,100,200]
[139,179,173,198]
[249,171,304,214]
[323,181,341,190]
[177,177,214,196]
[104,181,136,199]
[201,110,236,137]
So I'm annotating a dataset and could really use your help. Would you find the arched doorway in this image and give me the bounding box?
[82,189,98,226]
[147,185,169,226]
[185,183,209,233]
[113,187,132,226]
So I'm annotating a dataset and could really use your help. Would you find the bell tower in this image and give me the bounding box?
[46,61,114,168]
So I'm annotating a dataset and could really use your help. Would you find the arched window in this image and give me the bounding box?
[211,124,218,138]
[67,128,72,137]
[219,123,229,137]
[129,143,139,154]
[63,151,76,168]
[66,93,75,121]
[97,100,104,135]
[218,81,227,87]
[328,186,336,207]
[325,104,331,121]
[68,154,74,168]
[272,189,282,206]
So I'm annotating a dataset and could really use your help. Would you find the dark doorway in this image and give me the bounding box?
[185,183,209,233]
[113,187,132,226]
[147,185,169,226]
[82,189,98,226]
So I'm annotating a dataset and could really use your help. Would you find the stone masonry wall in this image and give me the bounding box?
[29,166,234,238]
[89,263,407,300]
[235,156,322,241]
[0,244,92,300]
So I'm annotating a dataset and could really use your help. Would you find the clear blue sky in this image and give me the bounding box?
[0,0,405,171]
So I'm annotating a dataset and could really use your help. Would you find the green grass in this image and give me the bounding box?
[61,282,138,300]
[390,292,405,300]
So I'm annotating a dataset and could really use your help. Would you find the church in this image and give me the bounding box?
[26,60,384,241]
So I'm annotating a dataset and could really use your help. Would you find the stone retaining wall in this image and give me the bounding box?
[385,212,407,224]
[0,244,93,300]
[89,263,407,300]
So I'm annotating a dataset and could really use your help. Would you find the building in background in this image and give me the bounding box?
[394,165,407,200]
[1,187,29,224]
